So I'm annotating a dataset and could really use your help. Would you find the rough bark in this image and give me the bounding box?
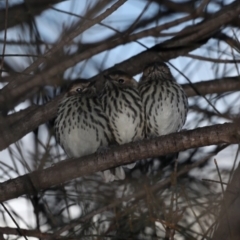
[0,122,239,203]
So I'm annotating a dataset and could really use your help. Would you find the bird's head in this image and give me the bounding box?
[104,70,137,88]
[65,79,95,97]
[141,62,173,82]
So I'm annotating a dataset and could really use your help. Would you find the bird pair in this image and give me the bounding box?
[54,62,188,182]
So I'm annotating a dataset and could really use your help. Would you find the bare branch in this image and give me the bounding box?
[0,94,63,151]
[185,54,240,63]
[183,76,240,97]
[0,226,71,239]
[0,0,66,31]
[0,122,239,203]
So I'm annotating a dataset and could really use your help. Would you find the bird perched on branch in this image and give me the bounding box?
[100,70,145,181]
[54,80,114,175]
[139,62,188,137]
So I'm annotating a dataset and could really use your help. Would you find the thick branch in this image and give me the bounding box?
[0,123,239,203]
[183,76,240,97]
[0,227,53,239]
[0,94,63,150]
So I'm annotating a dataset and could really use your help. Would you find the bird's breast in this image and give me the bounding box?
[55,96,111,157]
[141,81,188,137]
[103,88,144,144]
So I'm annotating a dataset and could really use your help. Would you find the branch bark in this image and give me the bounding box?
[182,76,240,97]
[0,227,53,239]
[0,93,63,151]
[0,122,239,203]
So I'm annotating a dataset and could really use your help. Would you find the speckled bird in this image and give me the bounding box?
[139,62,188,137]
[54,79,113,166]
[100,70,144,181]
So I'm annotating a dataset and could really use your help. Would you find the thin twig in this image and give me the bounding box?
[0,203,28,240]
[0,0,8,77]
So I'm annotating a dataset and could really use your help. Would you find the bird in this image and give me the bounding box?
[139,61,188,138]
[54,79,115,180]
[99,70,145,181]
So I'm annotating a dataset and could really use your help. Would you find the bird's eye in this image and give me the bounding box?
[76,88,82,93]
[118,78,125,84]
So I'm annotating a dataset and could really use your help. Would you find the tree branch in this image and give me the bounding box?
[182,76,240,97]
[0,122,239,203]
[0,0,66,31]
[0,227,53,239]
